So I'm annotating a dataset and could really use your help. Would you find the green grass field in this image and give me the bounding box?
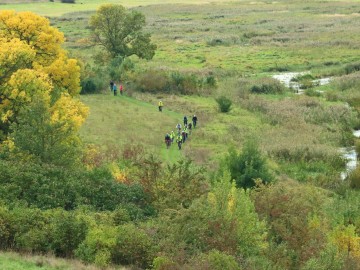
[79,93,187,164]
[0,0,255,16]
[3,0,360,75]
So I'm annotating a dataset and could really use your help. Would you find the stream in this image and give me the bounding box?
[272,72,357,179]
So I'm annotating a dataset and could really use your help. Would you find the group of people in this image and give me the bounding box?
[110,81,124,96]
[165,115,198,150]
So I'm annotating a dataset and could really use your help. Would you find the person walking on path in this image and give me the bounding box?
[113,83,118,96]
[119,84,124,95]
[165,133,171,149]
[181,129,186,143]
[170,131,176,143]
[176,123,182,133]
[110,81,114,92]
[192,114,198,128]
[188,122,192,135]
[158,100,163,112]
[176,134,183,150]
[184,116,188,126]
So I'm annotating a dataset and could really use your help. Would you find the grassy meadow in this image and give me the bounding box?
[7,0,356,174]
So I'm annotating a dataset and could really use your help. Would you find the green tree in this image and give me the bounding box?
[252,180,331,268]
[225,140,273,189]
[90,4,156,60]
[153,172,269,266]
[8,95,84,167]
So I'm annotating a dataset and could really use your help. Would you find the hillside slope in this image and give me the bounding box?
[79,94,185,163]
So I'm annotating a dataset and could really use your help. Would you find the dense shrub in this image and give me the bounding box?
[252,180,330,268]
[135,70,170,93]
[76,224,154,268]
[108,56,134,83]
[225,141,273,189]
[75,225,117,267]
[113,224,155,267]
[50,209,88,257]
[170,72,200,94]
[216,96,232,112]
[61,0,75,3]
[80,78,97,94]
[11,207,50,253]
[188,250,241,270]
[349,166,360,189]
[0,160,155,218]
[0,161,79,210]
[305,88,321,97]
[205,75,217,87]
[331,72,360,92]
[0,206,12,249]
[133,70,216,95]
[249,78,287,94]
[345,61,360,75]
[153,174,268,265]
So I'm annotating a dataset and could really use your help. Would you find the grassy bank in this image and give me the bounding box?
[0,252,127,270]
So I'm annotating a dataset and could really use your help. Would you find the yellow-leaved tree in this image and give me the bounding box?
[0,10,88,166]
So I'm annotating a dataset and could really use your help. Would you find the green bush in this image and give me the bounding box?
[216,96,232,113]
[133,70,213,95]
[152,256,180,270]
[75,225,117,267]
[332,72,360,92]
[305,89,321,97]
[345,61,360,74]
[225,140,273,189]
[249,78,286,94]
[170,72,200,94]
[76,224,154,268]
[205,75,217,88]
[80,78,97,94]
[12,207,51,253]
[61,0,75,3]
[50,209,88,257]
[135,70,170,93]
[190,250,241,270]
[349,166,360,189]
[0,160,155,217]
[0,206,12,249]
[113,224,155,268]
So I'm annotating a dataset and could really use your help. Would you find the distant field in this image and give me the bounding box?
[2,0,360,74]
[0,0,249,16]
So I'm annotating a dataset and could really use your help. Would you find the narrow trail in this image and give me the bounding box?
[113,94,197,163]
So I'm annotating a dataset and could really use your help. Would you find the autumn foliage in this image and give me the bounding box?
[0,10,88,162]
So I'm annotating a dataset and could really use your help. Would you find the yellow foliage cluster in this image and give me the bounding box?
[51,94,88,130]
[109,162,128,183]
[0,10,87,143]
[0,10,64,64]
[330,225,360,259]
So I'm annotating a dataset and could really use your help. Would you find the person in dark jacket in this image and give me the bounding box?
[192,114,198,128]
